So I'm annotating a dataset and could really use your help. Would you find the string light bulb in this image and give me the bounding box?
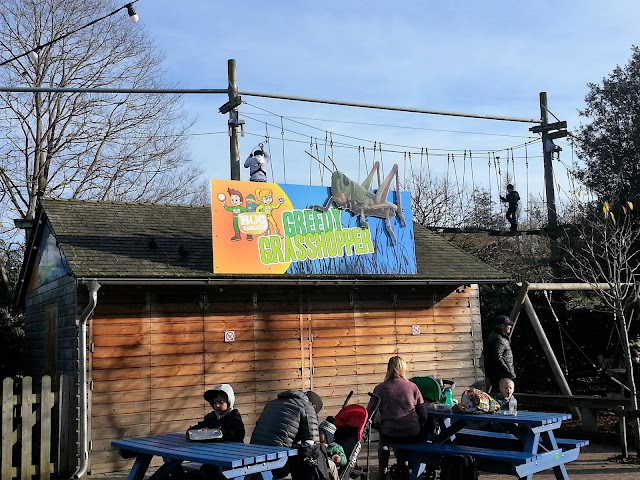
[1,2,140,68]
[126,3,139,23]
[27,47,41,62]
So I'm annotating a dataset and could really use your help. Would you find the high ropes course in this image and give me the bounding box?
[2,74,593,235]
[237,100,590,236]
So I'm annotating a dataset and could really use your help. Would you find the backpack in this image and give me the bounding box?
[457,388,500,414]
[440,455,478,480]
[289,443,331,480]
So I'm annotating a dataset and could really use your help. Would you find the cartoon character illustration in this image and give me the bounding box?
[255,187,284,237]
[245,194,259,213]
[220,188,253,242]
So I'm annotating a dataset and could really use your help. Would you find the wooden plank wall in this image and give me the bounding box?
[24,275,77,378]
[88,283,483,474]
[24,275,78,478]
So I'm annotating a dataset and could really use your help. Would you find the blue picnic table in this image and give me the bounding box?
[387,409,588,480]
[112,432,297,480]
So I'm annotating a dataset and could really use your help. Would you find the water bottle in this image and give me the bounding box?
[444,387,454,406]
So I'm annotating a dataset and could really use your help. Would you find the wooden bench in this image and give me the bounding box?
[386,437,584,478]
[455,428,589,451]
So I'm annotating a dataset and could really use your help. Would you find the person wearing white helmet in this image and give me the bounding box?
[244,143,270,182]
[186,384,245,479]
[187,384,245,441]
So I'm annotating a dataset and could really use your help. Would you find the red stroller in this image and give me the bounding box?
[333,391,381,480]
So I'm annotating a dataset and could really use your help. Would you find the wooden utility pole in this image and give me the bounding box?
[540,92,557,231]
[529,92,567,233]
[227,59,241,180]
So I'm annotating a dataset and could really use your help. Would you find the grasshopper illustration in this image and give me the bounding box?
[314,161,405,243]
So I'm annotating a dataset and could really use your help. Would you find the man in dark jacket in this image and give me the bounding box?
[250,390,323,479]
[485,315,516,392]
[251,390,323,447]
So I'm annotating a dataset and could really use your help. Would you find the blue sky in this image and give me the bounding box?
[137,0,640,204]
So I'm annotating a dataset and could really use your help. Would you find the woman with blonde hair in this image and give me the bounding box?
[367,356,427,479]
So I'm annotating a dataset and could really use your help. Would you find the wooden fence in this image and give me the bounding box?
[1,376,64,480]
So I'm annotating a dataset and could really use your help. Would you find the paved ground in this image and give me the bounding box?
[91,441,639,479]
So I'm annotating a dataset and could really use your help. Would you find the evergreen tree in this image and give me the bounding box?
[575,46,640,204]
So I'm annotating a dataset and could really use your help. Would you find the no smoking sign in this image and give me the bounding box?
[224,331,235,343]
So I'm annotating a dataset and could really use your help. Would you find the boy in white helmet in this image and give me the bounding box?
[187,383,245,441]
[186,384,245,479]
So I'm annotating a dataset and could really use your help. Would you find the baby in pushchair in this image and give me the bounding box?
[330,391,381,480]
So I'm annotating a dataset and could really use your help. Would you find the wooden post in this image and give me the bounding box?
[57,375,73,478]
[2,377,17,480]
[523,295,581,419]
[39,376,55,480]
[540,92,558,232]
[619,406,628,458]
[228,59,241,180]
[21,377,37,480]
[508,282,530,338]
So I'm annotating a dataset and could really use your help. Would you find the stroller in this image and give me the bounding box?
[333,391,380,480]
[410,375,456,404]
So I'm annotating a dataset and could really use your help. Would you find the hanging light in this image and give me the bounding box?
[27,47,41,62]
[126,3,139,23]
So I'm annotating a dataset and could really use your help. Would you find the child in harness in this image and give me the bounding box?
[244,143,270,182]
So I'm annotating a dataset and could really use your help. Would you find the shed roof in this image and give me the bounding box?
[26,198,510,285]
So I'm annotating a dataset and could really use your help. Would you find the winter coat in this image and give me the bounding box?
[250,390,320,447]
[187,408,245,442]
[367,377,428,439]
[494,393,518,411]
[485,328,516,384]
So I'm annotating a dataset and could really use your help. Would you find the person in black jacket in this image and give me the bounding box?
[187,383,245,441]
[500,184,520,231]
[250,390,323,479]
[485,315,516,392]
[186,384,245,480]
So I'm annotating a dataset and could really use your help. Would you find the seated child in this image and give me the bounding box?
[319,417,346,480]
[494,378,517,412]
[186,384,245,479]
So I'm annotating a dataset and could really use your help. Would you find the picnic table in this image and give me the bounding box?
[112,432,297,480]
[387,409,588,480]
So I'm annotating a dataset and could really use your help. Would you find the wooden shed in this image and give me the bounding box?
[16,198,510,475]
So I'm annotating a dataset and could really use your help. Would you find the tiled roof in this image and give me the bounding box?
[38,198,509,283]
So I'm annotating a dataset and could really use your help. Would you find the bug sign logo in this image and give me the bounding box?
[238,212,268,235]
[211,178,416,275]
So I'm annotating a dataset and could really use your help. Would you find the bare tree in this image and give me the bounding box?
[561,200,640,452]
[407,172,492,229]
[0,0,207,226]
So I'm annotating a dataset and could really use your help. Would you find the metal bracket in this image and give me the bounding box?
[252,292,258,309]
[198,293,209,310]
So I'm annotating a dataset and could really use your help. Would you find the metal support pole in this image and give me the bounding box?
[228,59,241,180]
[523,294,580,419]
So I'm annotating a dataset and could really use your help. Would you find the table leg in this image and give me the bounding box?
[542,431,570,480]
[148,460,185,480]
[127,455,152,480]
[552,463,570,480]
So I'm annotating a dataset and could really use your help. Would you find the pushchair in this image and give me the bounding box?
[333,391,380,480]
[410,375,456,404]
